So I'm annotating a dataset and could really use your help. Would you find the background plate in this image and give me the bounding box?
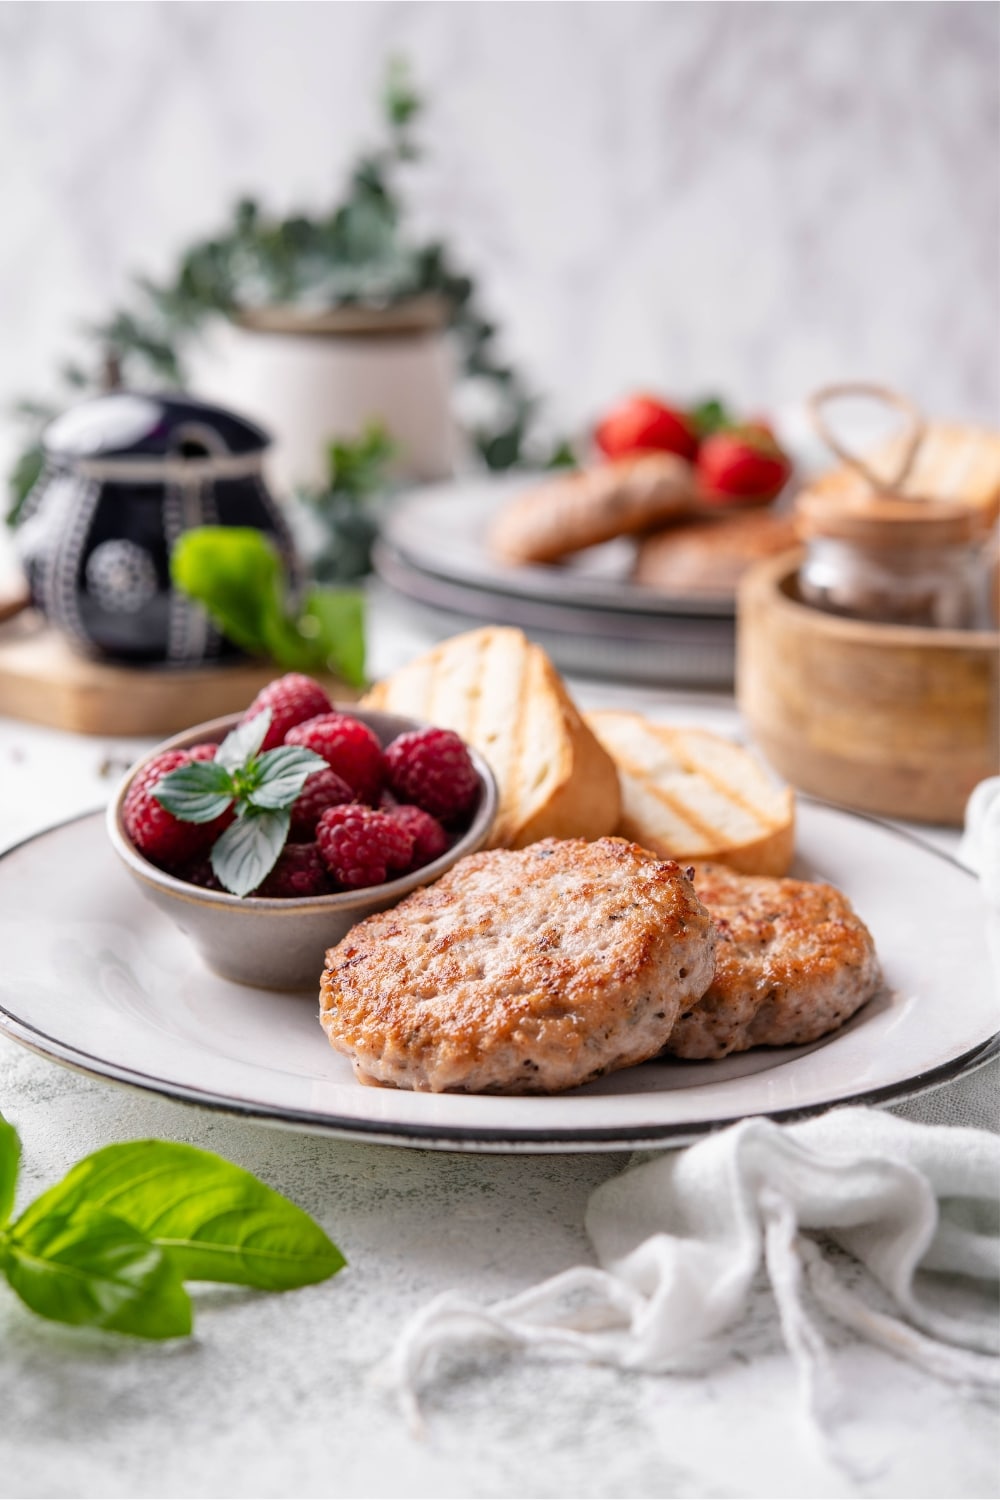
[0,806,996,1151]
[382,475,737,616]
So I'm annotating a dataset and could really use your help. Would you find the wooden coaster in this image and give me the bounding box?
[0,614,356,737]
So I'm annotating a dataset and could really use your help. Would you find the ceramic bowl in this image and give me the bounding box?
[107,708,498,992]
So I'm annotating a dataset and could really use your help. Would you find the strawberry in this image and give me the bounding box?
[594,395,698,462]
[696,426,791,506]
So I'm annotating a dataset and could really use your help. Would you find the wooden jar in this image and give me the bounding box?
[737,552,999,826]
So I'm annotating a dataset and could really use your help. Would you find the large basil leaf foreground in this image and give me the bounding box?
[15,1141,346,1290]
[3,1205,192,1339]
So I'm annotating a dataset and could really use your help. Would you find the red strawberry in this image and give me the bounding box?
[242,674,333,751]
[696,427,792,505]
[594,395,698,462]
[285,713,384,803]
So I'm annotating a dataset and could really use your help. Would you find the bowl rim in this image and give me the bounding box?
[107,707,499,911]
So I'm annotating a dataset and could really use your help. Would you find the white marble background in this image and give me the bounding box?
[0,0,997,465]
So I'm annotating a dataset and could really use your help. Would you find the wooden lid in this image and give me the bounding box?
[234,294,449,337]
[801,385,1000,548]
[795,487,990,548]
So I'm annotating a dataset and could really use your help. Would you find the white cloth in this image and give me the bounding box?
[392,1111,998,1431]
[391,783,1000,1451]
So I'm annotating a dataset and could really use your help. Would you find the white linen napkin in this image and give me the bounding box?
[390,785,1000,1451]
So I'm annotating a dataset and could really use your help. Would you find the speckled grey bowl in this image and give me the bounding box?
[107,709,498,992]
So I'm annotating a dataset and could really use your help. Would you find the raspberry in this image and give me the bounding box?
[316,805,413,890]
[285,714,384,803]
[383,728,479,824]
[389,804,450,870]
[252,842,329,899]
[123,750,218,871]
[177,855,224,892]
[289,767,356,842]
[242,674,333,751]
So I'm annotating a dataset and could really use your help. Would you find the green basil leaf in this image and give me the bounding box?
[210,807,290,896]
[0,1113,20,1228]
[4,1204,192,1339]
[248,746,327,810]
[170,528,315,669]
[215,709,271,772]
[300,588,366,689]
[17,1141,345,1291]
[152,761,235,824]
[170,527,286,661]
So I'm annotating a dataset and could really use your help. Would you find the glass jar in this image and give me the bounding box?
[796,490,996,629]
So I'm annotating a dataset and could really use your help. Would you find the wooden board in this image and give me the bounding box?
[737,552,1000,826]
[0,614,356,737]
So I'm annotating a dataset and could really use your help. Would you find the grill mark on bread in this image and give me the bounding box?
[363,628,620,849]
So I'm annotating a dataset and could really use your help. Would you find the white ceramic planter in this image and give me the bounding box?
[189,299,457,496]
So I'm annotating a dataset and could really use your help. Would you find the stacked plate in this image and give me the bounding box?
[374,476,737,686]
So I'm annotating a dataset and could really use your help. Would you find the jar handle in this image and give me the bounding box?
[808,383,926,493]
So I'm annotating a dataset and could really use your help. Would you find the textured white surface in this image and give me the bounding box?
[0,645,997,1497]
[0,0,997,479]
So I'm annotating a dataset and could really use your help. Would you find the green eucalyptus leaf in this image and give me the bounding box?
[18,1141,345,1291]
[152,760,235,824]
[248,747,327,811]
[215,710,271,773]
[0,1114,21,1228]
[4,1204,192,1339]
[210,808,290,896]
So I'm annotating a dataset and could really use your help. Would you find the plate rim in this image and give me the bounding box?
[0,807,996,1154]
[382,478,742,620]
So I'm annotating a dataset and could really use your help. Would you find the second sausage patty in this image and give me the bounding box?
[320,838,717,1094]
[664,864,882,1060]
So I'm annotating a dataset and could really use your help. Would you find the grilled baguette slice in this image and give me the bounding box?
[585,710,794,875]
[362,627,621,849]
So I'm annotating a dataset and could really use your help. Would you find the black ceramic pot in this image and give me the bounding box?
[16,391,297,665]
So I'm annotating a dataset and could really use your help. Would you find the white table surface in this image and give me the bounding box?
[0,601,996,1500]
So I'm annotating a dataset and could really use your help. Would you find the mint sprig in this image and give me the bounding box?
[152,710,327,897]
[0,1113,345,1340]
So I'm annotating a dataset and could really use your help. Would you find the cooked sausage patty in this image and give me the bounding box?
[664,864,881,1060]
[319,838,716,1094]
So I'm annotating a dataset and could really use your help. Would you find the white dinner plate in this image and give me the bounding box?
[0,807,996,1152]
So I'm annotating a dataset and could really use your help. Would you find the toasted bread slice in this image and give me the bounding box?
[584,710,794,875]
[362,627,621,849]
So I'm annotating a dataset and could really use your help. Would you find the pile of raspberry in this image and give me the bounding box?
[123,673,481,898]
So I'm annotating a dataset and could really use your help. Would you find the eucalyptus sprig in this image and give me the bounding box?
[0,1113,344,1340]
[153,710,327,896]
[7,57,564,522]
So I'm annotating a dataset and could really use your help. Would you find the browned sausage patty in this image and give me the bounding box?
[319,838,717,1094]
[664,864,881,1059]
